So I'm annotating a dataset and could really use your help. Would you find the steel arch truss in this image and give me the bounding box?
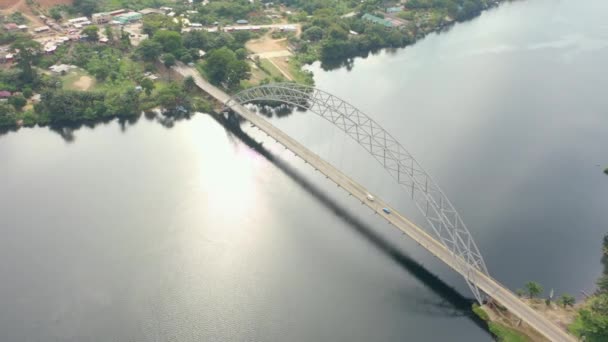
[225,83,490,303]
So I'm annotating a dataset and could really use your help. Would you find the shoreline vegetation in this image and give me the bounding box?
[0,0,512,137]
[474,235,608,341]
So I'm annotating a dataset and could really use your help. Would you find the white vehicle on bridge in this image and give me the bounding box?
[366,194,374,201]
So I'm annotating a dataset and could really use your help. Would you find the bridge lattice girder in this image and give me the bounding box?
[224,83,489,303]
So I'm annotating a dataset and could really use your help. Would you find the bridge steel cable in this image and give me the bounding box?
[224,82,490,303]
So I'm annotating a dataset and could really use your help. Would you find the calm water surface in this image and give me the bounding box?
[1,1,607,341]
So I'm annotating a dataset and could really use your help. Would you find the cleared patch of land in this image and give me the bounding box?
[246,34,290,55]
[0,0,72,9]
[61,69,95,91]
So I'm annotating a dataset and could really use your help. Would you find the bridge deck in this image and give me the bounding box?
[173,63,576,342]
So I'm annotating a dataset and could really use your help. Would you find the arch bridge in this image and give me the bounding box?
[225,82,488,303]
[172,62,575,341]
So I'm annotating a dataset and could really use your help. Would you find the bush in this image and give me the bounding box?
[8,95,27,111]
[19,110,38,126]
[22,87,33,99]
[472,304,489,321]
[488,322,528,342]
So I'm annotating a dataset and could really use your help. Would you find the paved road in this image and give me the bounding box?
[252,50,293,59]
[224,23,300,31]
[173,62,577,342]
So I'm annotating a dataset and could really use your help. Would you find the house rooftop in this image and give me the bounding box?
[362,13,393,28]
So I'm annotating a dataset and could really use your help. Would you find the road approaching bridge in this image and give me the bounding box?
[173,63,576,342]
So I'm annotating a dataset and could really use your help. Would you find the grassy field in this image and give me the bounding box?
[287,59,314,85]
[259,59,285,80]
[61,69,96,91]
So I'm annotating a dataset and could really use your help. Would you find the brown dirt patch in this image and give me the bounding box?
[72,75,93,91]
[0,0,72,10]
[246,33,288,54]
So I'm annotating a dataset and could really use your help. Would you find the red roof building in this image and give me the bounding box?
[4,23,18,31]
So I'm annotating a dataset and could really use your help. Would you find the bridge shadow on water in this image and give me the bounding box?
[214,114,490,333]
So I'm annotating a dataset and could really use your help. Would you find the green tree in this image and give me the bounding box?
[22,87,32,99]
[226,59,250,88]
[302,26,324,41]
[575,294,608,341]
[8,94,26,111]
[105,88,140,117]
[0,102,17,128]
[183,30,211,50]
[36,90,106,123]
[183,75,196,91]
[153,30,183,53]
[204,47,235,85]
[105,26,114,42]
[156,82,191,115]
[82,25,99,41]
[73,0,98,17]
[598,275,608,293]
[235,48,247,60]
[49,7,62,21]
[525,281,544,298]
[140,78,155,96]
[204,47,250,88]
[162,53,176,68]
[10,39,41,85]
[557,294,575,308]
[136,40,163,61]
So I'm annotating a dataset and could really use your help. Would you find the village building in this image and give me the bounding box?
[108,9,127,16]
[44,44,57,54]
[2,53,14,63]
[115,12,143,24]
[386,6,403,13]
[68,17,90,25]
[139,8,165,16]
[280,25,297,32]
[34,26,50,33]
[92,13,112,25]
[3,23,18,31]
[362,13,394,28]
[49,64,76,75]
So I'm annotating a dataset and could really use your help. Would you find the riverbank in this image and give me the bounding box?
[474,299,580,341]
[474,235,608,341]
[0,0,517,133]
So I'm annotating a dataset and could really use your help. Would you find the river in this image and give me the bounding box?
[1,0,607,341]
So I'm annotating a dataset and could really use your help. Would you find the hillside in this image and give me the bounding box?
[0,0,72,10]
